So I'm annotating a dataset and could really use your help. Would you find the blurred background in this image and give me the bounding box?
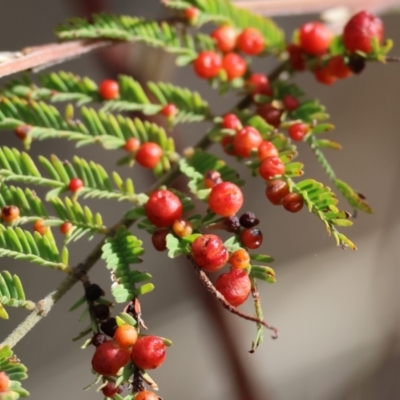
[1,1,400,399]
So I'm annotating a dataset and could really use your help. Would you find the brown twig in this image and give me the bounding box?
[188,256,278,339]
[0,40,117,80]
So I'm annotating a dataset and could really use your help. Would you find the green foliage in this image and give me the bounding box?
[0,271,34,319]
[0,346,29,399]
[55,14,215,61]
[0,98,175,172]
[49,197,107,243]
[292,179,356,249]
[101,227,153,303]
[0,147,137,202]
[0,185,48,219]
[179,149,244,200]
[306,130,372,214]
[164,0,285,53]
[0,225,67,270]
[2,73,212,125]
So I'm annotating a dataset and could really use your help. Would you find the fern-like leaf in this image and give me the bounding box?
[0,147,138,202]
[0,346,29,398]
[2,74,212,125]
[0,271,35,319]
[0,184,48,219]
[55,14,214,60]
[291,179,356,249]
[49,197,107,243]
[0,225,68,270]
[101,227,153,303]
[164,0,285,53]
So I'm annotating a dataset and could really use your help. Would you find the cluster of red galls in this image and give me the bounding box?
[288,11,384,84]
[145,169,281,308]
[219,114,304,212]
[91,329,164,399]
[85,284,163,400]
[193,24,264,81]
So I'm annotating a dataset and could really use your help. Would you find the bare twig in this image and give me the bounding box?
[0,40,116,80]
[188,256,278,339]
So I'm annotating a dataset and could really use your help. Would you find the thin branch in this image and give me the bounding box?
[0,40,115,80]
[188,256,278,340]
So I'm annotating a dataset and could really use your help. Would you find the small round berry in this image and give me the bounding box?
[172,219,193,238]
[191,234,229,272]
[222,215,241,232]
[208,182,244,217]
[233,126,263,158]
[91,333,108,347]
[99,79,119,100]
[14,124,31,140]
[287,44,306,71]
[85,283,105,301]
[343,11,384,54]
[1,205,20,222]
[215,269,251,306]
[237,28,265,55]
[185,6,199,21]
[68,177,84,192]
[101,318,118,338]
[102,381,123,398]
[283,94,300,111]
[204,170,222,189]
[327,56,352,79]
[131,336,166,370]
[241,228,263,249]
[299,22,331,56]
[91,340,131,376]
[145,190,183,228]
[135,390,159,400]
[93,304,111,321]
[0,372,10,392]
[282,192,304,213]
[229,249,250,269]
[222,113,241,130]
[288,122,308,141]
[239,211,259,228]
[135,142,163,169]
[257,103,283,128]
[114,325,138,349]
[60,222,72,235]
[258,140,279,161]
[314,66,336,85]
[193,51,222,79]
[259,156,285,180]
[222,53,247,80]
[211,25,237,53]
[151,229,169,252]
[124,138,140,153]
[347,55,366,74]
[221,135,236,155]
[161,103,178,118]
[33,219,48,235]
[265,180,290,205]
[246,73,272,96]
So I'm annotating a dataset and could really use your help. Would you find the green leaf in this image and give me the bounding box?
[250,265,276,283]
[0,225,67,270]
[102,227,152,303]
[334,179,372,214]
[291,179,356,249]
[0,271,34,316]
